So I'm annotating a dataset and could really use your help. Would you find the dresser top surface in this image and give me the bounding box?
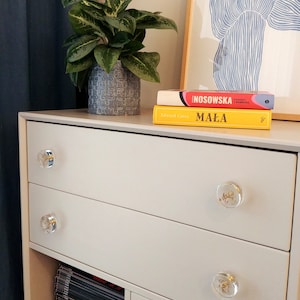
[19,108,300,152]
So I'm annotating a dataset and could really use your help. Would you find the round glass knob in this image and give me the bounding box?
[40,214,57,233]
[212,272,239,298]
[38,149,55,168]
[216,182,243,208]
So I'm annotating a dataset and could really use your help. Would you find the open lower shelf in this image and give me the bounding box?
[26,248,155,300]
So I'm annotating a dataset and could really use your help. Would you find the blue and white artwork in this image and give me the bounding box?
[184,0,300,116]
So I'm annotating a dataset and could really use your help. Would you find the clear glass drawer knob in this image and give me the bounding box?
[40,214,57,233]
[212,272,239,298]
[216,182,243,208]
[38,149,55,168]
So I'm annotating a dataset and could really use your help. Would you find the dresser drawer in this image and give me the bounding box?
[29,184,289,300]
[27,121,296,250]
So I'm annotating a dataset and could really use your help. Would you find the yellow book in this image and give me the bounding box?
[153,105,272,130]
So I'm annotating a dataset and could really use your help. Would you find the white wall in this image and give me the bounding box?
[129,0,187,108]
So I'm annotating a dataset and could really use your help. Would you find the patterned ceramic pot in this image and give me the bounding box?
[88,61,141,115]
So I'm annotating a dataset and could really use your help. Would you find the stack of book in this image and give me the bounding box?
[152,90,274,130]
[54,263,124,300]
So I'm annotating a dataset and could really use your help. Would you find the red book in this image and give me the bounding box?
[157,90,274,110]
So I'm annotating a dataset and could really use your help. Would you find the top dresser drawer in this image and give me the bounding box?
[27,121,296,250]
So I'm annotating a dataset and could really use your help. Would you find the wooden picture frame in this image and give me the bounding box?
[180,0,300,121]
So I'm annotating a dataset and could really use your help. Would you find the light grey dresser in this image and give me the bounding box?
[19,109,300,299]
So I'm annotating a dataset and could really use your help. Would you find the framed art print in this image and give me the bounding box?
[180,0,300,120]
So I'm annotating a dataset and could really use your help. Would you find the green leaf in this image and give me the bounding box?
[109,31,130,48]
[132,29,146,43]
[69,72,78,87]
[127,9,177,31]
[104,0,132,16]
[144,17,177,31]
[126,9,158,23]
[66,55,94,73]
[63,34,81,47]
[122,40,144,55]
[138,15,177,31]
[81,4,106,21]
[104,14,136,34]
[69,3,106,36]
[94,45,122,73]
[81,0,105,10]
[61,0,81,8]
[121,52,160,82]
[69,69,90,90]
[67,35,101,62]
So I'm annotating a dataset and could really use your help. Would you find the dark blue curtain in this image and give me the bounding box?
[0,1,76,298]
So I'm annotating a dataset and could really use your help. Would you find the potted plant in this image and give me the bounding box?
[61,0,177,115]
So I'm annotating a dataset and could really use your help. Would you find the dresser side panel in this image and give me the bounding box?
[287,154,300,300]
[19,115,58,300]
[18,115,31,299]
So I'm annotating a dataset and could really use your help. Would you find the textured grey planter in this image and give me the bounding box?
[88,61,141,115]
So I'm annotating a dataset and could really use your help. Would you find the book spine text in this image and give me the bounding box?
[157,90,274,109]
[153,105,272,129]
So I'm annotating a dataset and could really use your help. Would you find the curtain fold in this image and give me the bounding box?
[0,1,76,298]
